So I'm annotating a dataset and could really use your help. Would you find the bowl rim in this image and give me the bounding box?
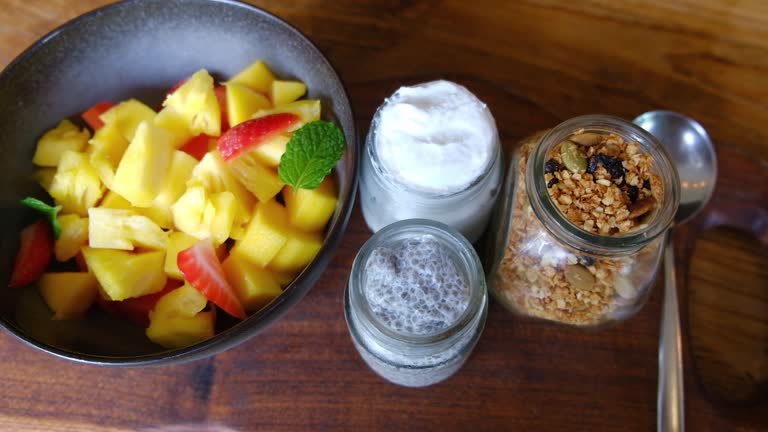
[0,0,358,366]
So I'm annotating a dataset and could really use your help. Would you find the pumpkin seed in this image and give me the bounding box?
[569,132,601,146]
[564,264,595,291]
[560,140,587,173]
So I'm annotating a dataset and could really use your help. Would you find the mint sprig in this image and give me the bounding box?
[21,197,62,239]
[278,120,345,190]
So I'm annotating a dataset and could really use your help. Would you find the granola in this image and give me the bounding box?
[493,132,663,326]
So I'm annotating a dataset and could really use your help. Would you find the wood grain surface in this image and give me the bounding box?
[1,0,767,431]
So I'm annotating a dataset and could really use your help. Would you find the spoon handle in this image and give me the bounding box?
[658,234,685,432]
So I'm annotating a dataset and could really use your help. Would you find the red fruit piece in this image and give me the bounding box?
[9,220,53,288]
[177,239,246,319]
[180,134,214,161]
[167,77,190,95]
[81,101,115,131]
[217,113,300,161]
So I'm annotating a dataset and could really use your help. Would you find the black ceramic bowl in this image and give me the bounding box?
[0,0,357,365]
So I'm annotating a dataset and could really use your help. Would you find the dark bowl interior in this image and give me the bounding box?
[0,0,357,365]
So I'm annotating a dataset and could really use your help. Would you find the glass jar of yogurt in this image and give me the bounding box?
[359,80,503,243]
[487,115,680,327]
[344,219,488,387]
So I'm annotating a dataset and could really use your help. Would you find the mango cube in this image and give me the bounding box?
[88,208,168,250]
[82,247,167,301]
[112,121,174,207]
[163,69,220,137]
[152,283,208,318]
[99,99,157,142]
[146,310,215,349]
[228,60,275,93]
[33,168,56,192]
[222,254,282,312]
[283,176,338,232]
[231,199,289,267]
[269,228,323,273]
[88,121,129,188]
[154,106,192,148]
[33,119,90,167]
[229,155,284,202]
[55,214,89,262]
[225,82,271,127]
[39,272,99,320]
[270,80,307,106]
[49,150,104,216]
[252,99,321,128]
[99,190,133,210]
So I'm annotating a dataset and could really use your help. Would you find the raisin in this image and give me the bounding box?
[626,185,639,203]
[547,177,559,188]
[643,178,651,190]
[545,159,562,174]
[586,156,599,174]
[586,154,625,180]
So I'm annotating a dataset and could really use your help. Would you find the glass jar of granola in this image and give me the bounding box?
[487,115,680,327]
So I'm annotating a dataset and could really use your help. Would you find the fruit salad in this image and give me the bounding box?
[9,60,344,349]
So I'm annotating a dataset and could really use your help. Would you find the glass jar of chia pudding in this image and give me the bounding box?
[344,219,488,387]
[487,115,680,327]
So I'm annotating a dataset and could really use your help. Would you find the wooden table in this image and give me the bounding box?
[1,1,766,430]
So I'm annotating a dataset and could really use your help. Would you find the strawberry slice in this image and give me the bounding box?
[9,220,53,288]
[217,113,300,161]
[81,101,115,131]
[180,134,214,161]
[97,280,180,327]
[177,239,246,319]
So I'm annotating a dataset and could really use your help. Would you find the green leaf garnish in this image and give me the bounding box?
[21,197,62,239]
[278,120,345,190]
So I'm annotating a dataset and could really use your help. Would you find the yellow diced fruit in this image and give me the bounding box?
[225,82,271,127]
[152,283,208,318]
[251,134,289,167]
[88,122,129,188]
[39,272,99,320]
[153,106,192,148]
[33,168,56,192]
[273,270,298,288]
[164,232,200,280]
[188,151,254,230]
[33,119,90,167]
[269,228,323,273]
[163,69,220,137]
[252,100,320,129]
[49,150,104,216]
[228,59,275,93]
[231,200,289,267]
[82,247,167,301]
[171,187,237,245]
[88,208,168,251]
[222,254,281,313]
[99,190,133,210]
[140,150,198,228]
[112,121,174,207]
[283,176,338,232]
[270,80,307,106]
[99,99,157,142]
[55,214,89,262]
[146,310,215,349]
[229,155,284,202]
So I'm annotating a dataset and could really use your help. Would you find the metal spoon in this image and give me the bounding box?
[634,111,717,432]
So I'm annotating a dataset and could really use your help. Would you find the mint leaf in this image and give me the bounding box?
[21,197,62,239]
[278,120,345,190]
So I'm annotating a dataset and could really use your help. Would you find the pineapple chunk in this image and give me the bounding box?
[273,270,298,288]
[250,134,290,167]
[164,232,200,280]
[269,227,323,273]
[88,208,168,250]
[140,150,198,228]
[222,254,282,312]
[283,176,338,232]
[88,121,129,188]
[55,214,89,262]
[252,100,320,128]
[39,272,99,320]
[228,60,275,93]
[225,82,271,127]
[270,80,307,106]
[99,190,133,210]
[171,186,237,245]
[188,151,255,231]
[112,121,174,207]
[163,69,220,137]
[229,155,284,202]
[82,247,167,301]
[152,283,208,317]
[49,150,104,216]
[154,106,192,148]
[33,168,57,192]
[231,199,289,267]
[33,119,90,167]
[99,99,156,141]
[146,310,215,349]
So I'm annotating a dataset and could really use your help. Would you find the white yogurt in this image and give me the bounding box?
[360,80,502,243]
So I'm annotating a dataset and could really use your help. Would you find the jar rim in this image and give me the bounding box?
[527,114,680,254]
[347,219,487,348]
